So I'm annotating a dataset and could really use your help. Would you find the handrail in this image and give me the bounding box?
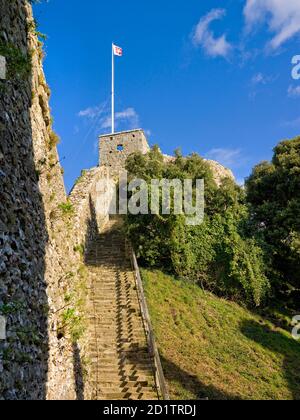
[129,246,170,400]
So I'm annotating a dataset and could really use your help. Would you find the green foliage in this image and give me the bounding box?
[0,300,26,315]
[57,266,88,343]
[27,19,47,41]
[246,136,300,306]
[125,147,269,307]
[48,131,60,149]
[0,42,32,80]
[58,200,74,215]
[38,73,51,97]
[62,308,76,323]
[73,244,85,256]
[59,308,84,343]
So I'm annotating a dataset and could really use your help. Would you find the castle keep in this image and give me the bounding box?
[99,129,150,172]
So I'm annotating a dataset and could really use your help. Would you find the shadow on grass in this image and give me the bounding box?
[240,320,300,400]
[159,355,241,400]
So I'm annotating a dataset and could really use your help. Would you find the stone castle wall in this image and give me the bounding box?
[0,1,120,399]
[99,129,150,174]
[69,166,112,249]
[0,0,55,399]
[0,0,105,400]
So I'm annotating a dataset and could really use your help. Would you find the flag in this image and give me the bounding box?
[113,44,123,56]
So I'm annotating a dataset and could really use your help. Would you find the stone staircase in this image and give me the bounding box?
[85,218,159,400]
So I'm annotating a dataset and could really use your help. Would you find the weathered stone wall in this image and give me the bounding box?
[99,129,150,174]
[66,166,116,400]
[69,166,112,251]
[0,0,83,400]
[0,0,114,398]
[0,0,50,400]
[203,159,235,187]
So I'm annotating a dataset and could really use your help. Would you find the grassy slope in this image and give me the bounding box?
[142,269,300,400]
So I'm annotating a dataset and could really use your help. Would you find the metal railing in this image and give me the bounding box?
[129,247,170,400]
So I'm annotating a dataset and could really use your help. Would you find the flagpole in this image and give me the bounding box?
[112,43,115,134]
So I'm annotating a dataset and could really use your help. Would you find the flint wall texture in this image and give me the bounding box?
[0,0,52,399]
[0,0,107,400]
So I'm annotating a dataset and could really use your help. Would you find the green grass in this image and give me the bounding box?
[142,269,300,400]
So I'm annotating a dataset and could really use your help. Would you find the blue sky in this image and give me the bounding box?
[33,0,300,191]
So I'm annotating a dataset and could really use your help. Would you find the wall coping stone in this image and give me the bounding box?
[99,128,144,138]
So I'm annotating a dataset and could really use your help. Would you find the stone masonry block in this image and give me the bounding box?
[0,316,6,340]
[0,56,6,79]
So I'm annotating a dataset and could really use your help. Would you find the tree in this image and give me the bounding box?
[246,136,300,306]
[125,147,270,307]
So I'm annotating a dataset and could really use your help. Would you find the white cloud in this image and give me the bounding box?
[244,0,300,49]
[251,72,274,85]
[78,107,94,118]
[100,108,139,130]
[192,9,232,58]
[205,148,244,168]
[252,72,264,85]
[288,85,300,97]
[78,106,102,119]
[78,104,139,132]
[249,72,278,99]
[78,103,107,119]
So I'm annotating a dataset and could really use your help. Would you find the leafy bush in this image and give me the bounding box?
[246,136,300,307]
[49,131,60,149]
[58,308,84,343]
[73,244,85,257]
[0,42,32,80]
[58,200,74,215]
[125,147,270,307]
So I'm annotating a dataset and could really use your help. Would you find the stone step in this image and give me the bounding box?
[94,380,152,388]
[96,372,154,379]
[97,385,156,394]
[97,392,158,400]
[94,341,148,347]
[94,359,153,366]
[95,360,154,367]
[82,221,158,400]
[96,373,155,382]
[95,360,152,378]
